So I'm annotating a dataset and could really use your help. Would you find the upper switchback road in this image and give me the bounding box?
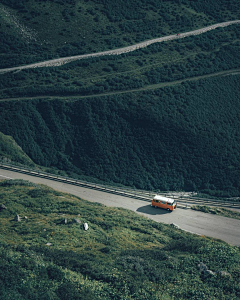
[0,20,239,74]
[1,67,239,102]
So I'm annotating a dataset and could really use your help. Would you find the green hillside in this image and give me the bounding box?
[0,179,239,299]
[0,131,35,166]
[1,22,240,99]
[0,75,240,196]
[0,0,240,196]
[0,0,240,68]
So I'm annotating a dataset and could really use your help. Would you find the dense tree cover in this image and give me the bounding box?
[0,32,53,68]
[0,75,240,196]
[181,0,240,22]
[0,181,239,299]
[1,24,239,98]
[96,0,240,23]
[1,0,239,67]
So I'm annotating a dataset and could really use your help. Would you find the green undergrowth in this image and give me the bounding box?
[1,0,240,68]
[1,24,240,99]
[191,205,240,220]
[1,75,240,196]
[0,131,35,167]
[0,180,239,299]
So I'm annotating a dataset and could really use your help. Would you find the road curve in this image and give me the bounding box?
[1,168,240,246]
[0,20,240,74]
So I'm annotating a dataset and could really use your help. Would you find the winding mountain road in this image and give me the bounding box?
[1,168,240,246]
[0,20,239,74]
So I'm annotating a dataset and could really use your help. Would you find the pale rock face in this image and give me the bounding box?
[83,223,89,230]
[0,204,7,210]
[15,214,21,222]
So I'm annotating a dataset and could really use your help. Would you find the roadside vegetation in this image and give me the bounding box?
[0,180,239,299]
[191,205,240,220]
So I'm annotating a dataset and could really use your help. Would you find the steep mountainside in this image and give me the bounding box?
[0,0,240,67]
[0,0,240,196]
[0,75,239,195]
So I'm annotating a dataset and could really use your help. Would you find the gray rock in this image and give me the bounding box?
[198,262,208,272]
[73,218,81,224]
[0,204,7,210]
[15,214,21,222]
[59,218,68,224]
[204,269,216,277]
[198,262,216,278]
[217,271,231,277]
[83,223,88,230]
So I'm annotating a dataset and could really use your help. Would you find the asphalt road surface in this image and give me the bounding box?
[0,169,240,246]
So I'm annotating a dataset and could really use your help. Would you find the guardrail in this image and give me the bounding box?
[0,162,154,201]
[0,162,240,209]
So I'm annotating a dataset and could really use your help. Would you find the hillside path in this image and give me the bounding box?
[1,67,239,102]
[0,20,240,74]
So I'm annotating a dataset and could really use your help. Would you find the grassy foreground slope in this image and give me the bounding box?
[0,0,240,68]
[0,75,240,196]
[0,179,239,300]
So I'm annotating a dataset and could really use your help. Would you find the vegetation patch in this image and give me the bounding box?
[191,205,240,220]
[0,74,240,196]
[0,180,239,299]
[1,24,240,99]
[0,132,35,167]
[1,0,240,68]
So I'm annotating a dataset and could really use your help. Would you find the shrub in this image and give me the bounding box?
[47,265,64,281]
[0,179,38,187]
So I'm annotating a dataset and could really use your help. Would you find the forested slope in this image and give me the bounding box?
[1,22,240,99]
[0,75,239,196]
[0,0,240,68]
[1,0,240,196]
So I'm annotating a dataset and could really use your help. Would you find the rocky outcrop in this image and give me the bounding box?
[198,262,231,279]
[216,270,231,278]
[73,218,81,224]
[0,204,7,211]
[198,262,216,278]
[15,214,21,222]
